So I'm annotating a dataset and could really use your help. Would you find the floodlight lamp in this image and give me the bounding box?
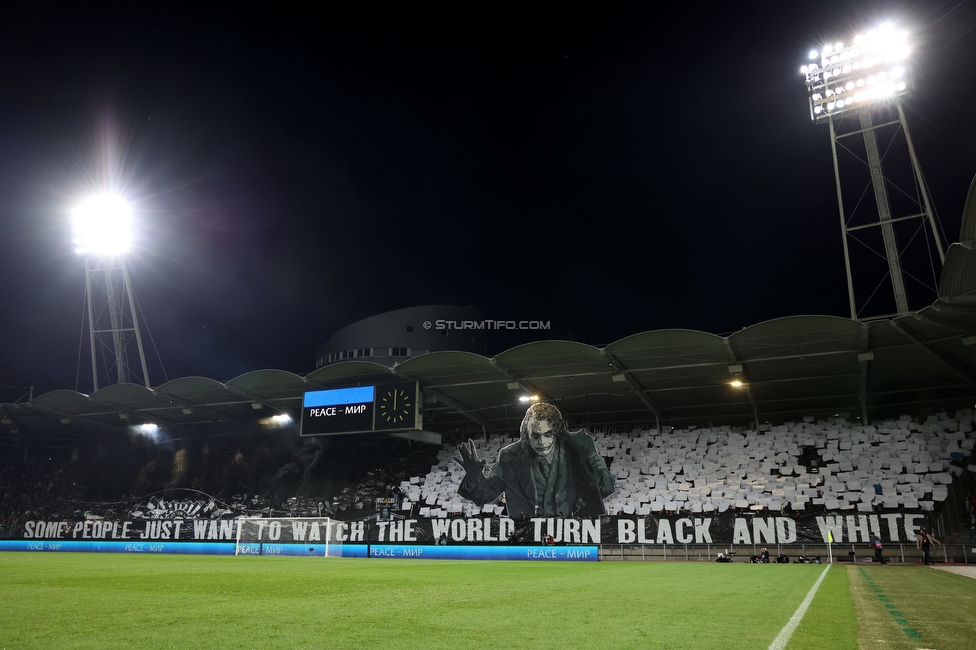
[803,23,913,123]
[71,194,133,256]
[729,379,744,388]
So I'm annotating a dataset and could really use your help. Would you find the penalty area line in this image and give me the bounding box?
[768,564,831,650]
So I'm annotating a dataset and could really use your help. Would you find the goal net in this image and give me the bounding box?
[234,517,338,556]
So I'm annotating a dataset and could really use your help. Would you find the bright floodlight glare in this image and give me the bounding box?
[72,194,133,255]
[800,23,912,123]
[132,423,163,442]
[729,380,744,388]
[260,413,293,427]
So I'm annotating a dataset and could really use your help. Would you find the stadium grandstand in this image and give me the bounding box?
[2,176,976,557]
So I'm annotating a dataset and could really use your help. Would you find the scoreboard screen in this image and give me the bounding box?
[300,382,421,436]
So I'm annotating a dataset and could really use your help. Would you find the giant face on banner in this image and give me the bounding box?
[454,403,616,518]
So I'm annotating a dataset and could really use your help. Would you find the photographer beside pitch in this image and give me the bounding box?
[453,402,615,519]
[917,527,940,565]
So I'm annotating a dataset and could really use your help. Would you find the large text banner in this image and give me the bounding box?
[19,511,930,546]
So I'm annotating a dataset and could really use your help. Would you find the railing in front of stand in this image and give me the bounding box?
[597,542,976,563]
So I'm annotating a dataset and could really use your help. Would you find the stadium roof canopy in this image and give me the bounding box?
[4,178,975,449]
[4,307,976,449]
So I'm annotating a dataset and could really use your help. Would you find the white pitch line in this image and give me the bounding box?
[768,564,831,650]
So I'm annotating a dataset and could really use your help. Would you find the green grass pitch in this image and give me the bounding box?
[1,554,973,649]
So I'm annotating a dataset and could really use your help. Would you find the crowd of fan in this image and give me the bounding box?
[404,411,976,521]
[0,457,86,538]
[3,411,976,539]
[0,431,439,537]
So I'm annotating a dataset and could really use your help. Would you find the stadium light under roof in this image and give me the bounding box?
[71,193,133,256]
[800,23,912,123]
[261,413,293,427]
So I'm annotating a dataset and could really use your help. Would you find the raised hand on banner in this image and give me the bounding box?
[453,439,487,478]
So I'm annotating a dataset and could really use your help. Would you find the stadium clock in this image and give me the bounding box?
[373,383,418,431]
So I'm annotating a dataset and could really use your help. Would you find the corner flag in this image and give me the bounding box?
[828,530,834,543]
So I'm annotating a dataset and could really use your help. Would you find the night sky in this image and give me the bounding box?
[1,1,975,401]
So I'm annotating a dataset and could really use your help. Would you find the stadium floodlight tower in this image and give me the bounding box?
[801,23,945,319]
[72,194,151,391]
